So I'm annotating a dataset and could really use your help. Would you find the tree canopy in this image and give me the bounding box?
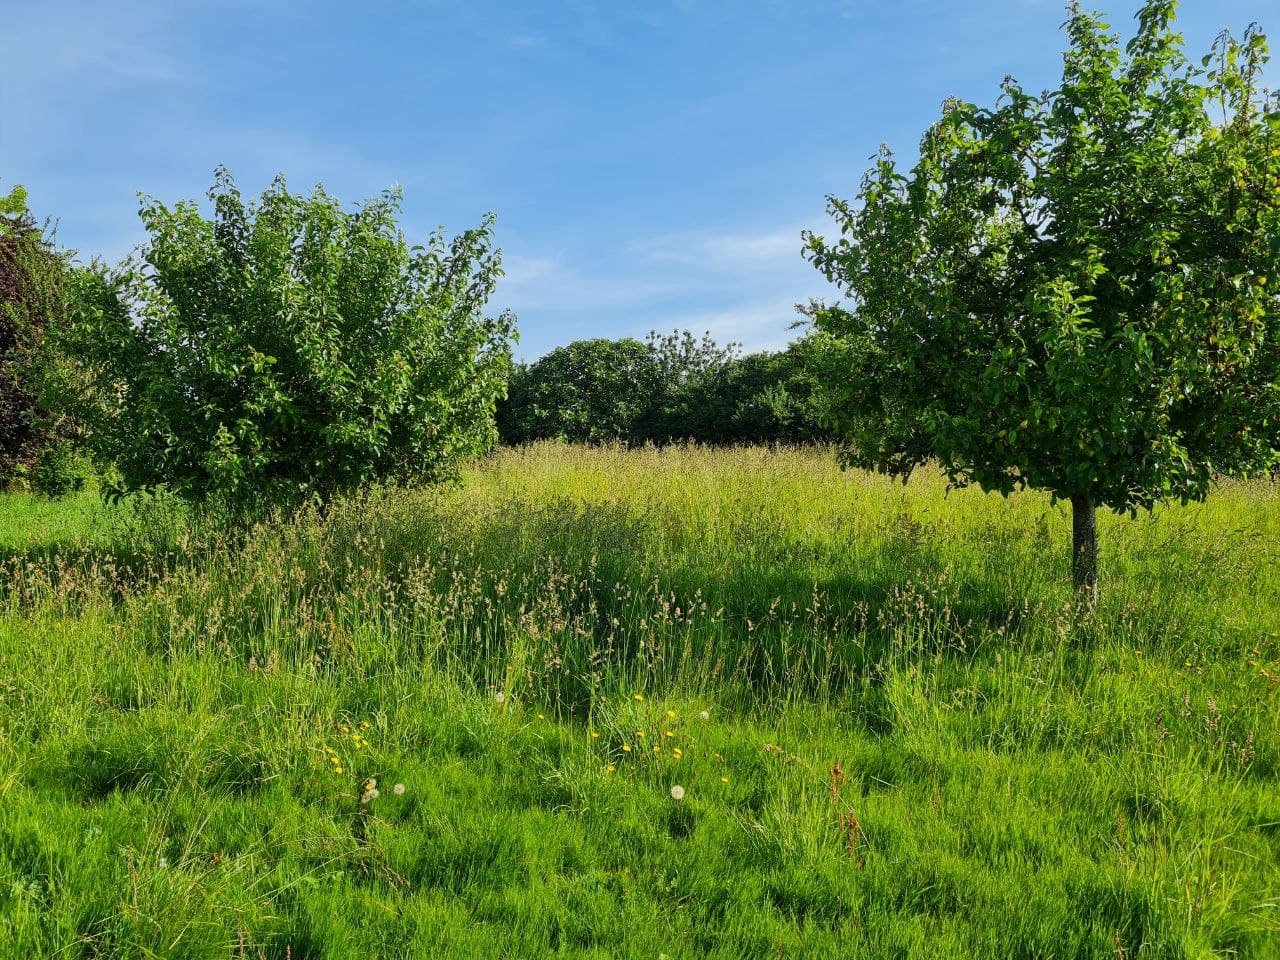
[805,0,1280,599]
[66,169,515,506]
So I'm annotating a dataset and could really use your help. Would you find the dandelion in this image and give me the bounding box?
[360,787,380,805]
[670,785,685,801]
[622,743,632,752]
[537,714,545,721]
[671,749,681,759]
[607,764,616,773]
[699,710,710,721]
[393,783,406,796]
[665,710,676,719]
[720,776,729,783]
[335,766,344,774]
[494,691,506,705]
[633,694,644,702]
[664,731,674,738]
[636,731,646,739]
[591,731,600,739]
[653,745,661,754]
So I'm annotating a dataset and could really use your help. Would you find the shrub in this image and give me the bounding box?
[66,169,515,508]
[31,441,88,498]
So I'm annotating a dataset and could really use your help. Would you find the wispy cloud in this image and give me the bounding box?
[499,222,824,358]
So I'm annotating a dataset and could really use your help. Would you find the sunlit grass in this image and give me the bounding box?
[0,443,1276,957]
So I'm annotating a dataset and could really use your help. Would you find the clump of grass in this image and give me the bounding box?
[0,443,1276,958]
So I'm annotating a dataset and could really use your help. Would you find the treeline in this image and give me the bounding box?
[497,330,833,446]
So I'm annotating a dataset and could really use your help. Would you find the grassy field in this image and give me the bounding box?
[0,443,1277,958]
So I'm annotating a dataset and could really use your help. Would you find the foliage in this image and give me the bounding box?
[681,336,832,444]
[498,337,659,443]
[0,445,1276,957]
[804,0,1280,592]
[498,330,831,445]
[64,169,515,507]
[1,185,69,480]
[30,441,90,498]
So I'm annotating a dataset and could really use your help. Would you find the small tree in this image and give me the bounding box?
[805,0,1280,604]
[1,183,69,482]
[68,169,515,506]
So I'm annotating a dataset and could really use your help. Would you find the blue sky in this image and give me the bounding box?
[2,0,1273,359]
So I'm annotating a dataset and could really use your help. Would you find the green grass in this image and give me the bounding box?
[0,443,1277,958]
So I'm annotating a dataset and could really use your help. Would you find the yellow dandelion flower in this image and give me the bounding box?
[721,776,729,783]
[653,745,661,754]
[335,766,343,774]
[607,764,616,773]
[360,721,370,731]
[665,710,676,719]
[622,744,632,752]
[537,714,545,721]
[664,731,674,738]
[591,731,600,739]
[633,694,644,701]
[636,731,646,739]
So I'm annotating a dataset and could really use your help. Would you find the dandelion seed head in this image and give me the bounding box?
[494,691,506,704]
[393,783,406,796]
[699,710,710,721]
[670,785,685,801]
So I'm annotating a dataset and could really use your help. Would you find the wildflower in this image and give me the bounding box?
[591,731,600,739]
[360,787,380,805]
[607,764,616,773]
[360,721,370,731]
[666,710,676,719]
[633,694,644,701]
[670,785,685,801]
[363,778,377,792]
[699,710,710,721]
[622,743,632,752]
[537,714,545,721]
[494,691,506,705]
[653,745,661,754]
[335,766,344,774]
[720,776,729,783]
[393,783,406,796]
[636,731,646,739]
[664,731,674,738]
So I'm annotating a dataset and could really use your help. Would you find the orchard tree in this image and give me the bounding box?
[805,0,1280,605]
[68,169,515,507]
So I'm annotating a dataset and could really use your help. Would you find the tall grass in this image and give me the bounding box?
[0,443,1277,958]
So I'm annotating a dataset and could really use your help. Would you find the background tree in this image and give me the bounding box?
[66,169,515,507]
[805,0,1280,604]
[495,329,832,446]
[497,338,658,443]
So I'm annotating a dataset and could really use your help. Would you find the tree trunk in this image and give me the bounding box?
[1071,491,1098,610]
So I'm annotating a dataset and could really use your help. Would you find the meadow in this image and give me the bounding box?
[0,443,1277,958]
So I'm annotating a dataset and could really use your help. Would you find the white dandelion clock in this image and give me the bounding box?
[670,784,685,801]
